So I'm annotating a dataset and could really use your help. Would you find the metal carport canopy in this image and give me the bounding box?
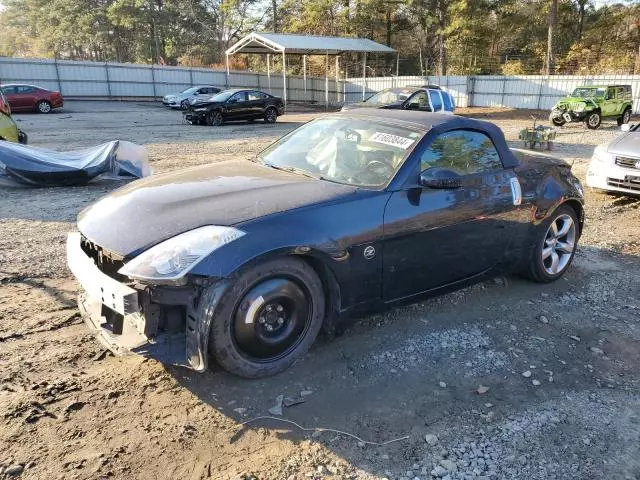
[225,32,397,107]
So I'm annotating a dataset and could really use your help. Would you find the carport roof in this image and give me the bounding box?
[225,32,396,56]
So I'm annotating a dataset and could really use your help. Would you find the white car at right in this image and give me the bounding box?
[587,123,640,195]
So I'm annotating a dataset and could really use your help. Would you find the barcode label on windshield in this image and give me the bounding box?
[370,132,415,149]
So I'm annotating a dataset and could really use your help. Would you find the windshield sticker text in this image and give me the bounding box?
[370,132,415,149]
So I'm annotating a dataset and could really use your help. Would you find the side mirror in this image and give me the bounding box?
[420,167,462,189]
[406,102,420,110]
[621,124,631,132]
[227,98,237,104]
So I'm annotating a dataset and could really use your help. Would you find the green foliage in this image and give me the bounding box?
[0,0,638,74]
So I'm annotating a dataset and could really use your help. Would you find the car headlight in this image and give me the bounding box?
[118,226,245,283]
[193,108,207,112]
[591,144,614,164]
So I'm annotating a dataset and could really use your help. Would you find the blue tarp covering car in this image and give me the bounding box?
[0,140,152,187]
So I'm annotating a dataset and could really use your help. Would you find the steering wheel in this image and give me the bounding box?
[366,159,394,180]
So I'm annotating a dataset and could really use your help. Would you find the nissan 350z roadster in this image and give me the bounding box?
[67,110,585,378]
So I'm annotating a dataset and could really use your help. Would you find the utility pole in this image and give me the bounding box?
[272,0,278,32]
[546,0,557,75]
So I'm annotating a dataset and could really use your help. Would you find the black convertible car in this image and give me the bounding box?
[184,88,285,126]
[67,110,584,378]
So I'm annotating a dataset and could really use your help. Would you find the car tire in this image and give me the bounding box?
[206,110,223,126]
[617,108,632,126]
[522,204,579,283]
[551,118,565,127]
[584,111,601,129]
[264,107,278,124]
[36,100,52,114]
[180,100,190,111]
[207,257,325,378]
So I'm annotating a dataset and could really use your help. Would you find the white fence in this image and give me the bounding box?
[0,57,341,103]
[1,57,639,113]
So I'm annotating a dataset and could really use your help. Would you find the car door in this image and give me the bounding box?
[247,91,267,117]
[16,86,38,109]
[382,128,519,301]
[602,88,618,117]
[403,91,432,111]
[612,87,625,116]
[224,91,249,119]
[2,86,24,110]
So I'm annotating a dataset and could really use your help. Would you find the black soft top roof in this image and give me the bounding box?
[335,108,519,168]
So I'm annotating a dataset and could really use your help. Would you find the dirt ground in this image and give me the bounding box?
[1,102,640,480]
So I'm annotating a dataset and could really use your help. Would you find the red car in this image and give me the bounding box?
[0,84,64,113]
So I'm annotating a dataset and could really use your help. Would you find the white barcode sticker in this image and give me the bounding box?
[369,132,415,149]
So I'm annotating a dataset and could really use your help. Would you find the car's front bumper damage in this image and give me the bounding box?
[66,232,225,372]
[550,108,588,123]
[183,110,206,123]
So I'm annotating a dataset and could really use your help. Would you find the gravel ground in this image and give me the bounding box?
[1,102,639,480]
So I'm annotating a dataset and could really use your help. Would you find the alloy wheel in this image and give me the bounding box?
[623,110,631,124]
[37,101,51,113]
[207,111,222,126]
[587,113,600,128]
[542,214,576,276]
[265,108,277,123]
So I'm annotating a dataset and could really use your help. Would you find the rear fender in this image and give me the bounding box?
[531,171,584,229]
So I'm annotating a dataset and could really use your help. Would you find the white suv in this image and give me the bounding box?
[342,85,456,113]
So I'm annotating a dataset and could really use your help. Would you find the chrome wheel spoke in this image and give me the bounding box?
[541,213,577,276]
[549,251,560,274]
[556,217,573,237]
[556,240,574,254]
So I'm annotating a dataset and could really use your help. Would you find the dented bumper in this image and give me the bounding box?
[67,232,207,371]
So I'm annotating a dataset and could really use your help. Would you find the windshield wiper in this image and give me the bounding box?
[264,162,320,180]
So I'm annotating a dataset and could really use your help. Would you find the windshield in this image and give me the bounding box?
[365,88,415,105]
[208,90,236,102]
[257,117,423,188]
[571,87,605,98]
[180,87,199,95]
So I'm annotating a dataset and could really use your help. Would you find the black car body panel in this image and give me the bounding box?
[184,89,285,124]
[69,109,584,373]
[78,160,358,257]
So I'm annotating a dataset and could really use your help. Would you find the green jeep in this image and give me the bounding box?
[549,85,633,130]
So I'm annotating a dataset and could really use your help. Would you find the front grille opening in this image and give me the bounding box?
[615,156,640,170]
[607,177,640,192]
[80,235,126,282]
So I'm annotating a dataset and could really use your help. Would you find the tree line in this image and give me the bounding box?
[0,0,638,75]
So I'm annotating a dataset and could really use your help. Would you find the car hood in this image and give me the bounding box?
[190,100,224,109]
[606,132,640,157]
[555,96,600,106]
[77,160,358,256]
[164,93,188,100]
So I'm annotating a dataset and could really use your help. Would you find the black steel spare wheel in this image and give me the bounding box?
[234,278,311,360]
[206,257,325,378]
